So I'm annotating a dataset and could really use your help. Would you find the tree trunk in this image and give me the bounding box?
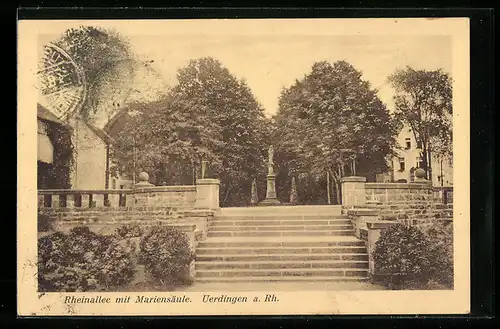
[427,149,433,183]
[333,177,341,205]
[421,144,429,179]
[223,183,232,206]
[326,171,331,205]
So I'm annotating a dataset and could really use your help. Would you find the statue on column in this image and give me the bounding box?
[259,145,280,205]
[267,145,274,175]
[268,145,274,164]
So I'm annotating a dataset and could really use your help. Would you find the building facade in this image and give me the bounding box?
[390,125,453,187]
[38,103,130,190]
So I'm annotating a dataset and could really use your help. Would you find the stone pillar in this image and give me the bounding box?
[260,146,280,206]
[66,194,75,208]
[341,176,367,207]
[289,176,298,205]
[366,221,398,275]
[250,178,259,206]
[194,178,220,210]
[81,194,90,208]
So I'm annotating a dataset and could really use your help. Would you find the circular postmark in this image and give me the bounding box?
[37,43,87,120]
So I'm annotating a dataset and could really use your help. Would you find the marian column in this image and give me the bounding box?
[259,145,280,206]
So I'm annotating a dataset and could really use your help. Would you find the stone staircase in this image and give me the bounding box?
[194,206,369,282]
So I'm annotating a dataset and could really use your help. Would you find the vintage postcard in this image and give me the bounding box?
[18,17,470,316]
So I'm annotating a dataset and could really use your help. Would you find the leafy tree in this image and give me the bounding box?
[274,61,397,204]
[48,25,162,123]
[388,67,452,180]
[110,96,219,185]
[112,57,270,206]
[169,57,270,206]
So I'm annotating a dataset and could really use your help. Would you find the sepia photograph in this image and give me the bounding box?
[18,17,470,316]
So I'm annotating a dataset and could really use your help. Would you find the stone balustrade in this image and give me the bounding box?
[37,172,218,211]
[433,186,454,205]
[38,172,221,236]
[38,189,133,209]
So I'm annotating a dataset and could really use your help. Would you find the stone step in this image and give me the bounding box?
[195,260,368,270]
[196,246,367,255]
[215,215,349,221]
[196,268,369,278]
[207,230,355,237]
[209,224,353,232]
[197,240,365,248]
[195,276,369,283]
[220,205,342,217]
[210,219,351,226]
[196,253,368,262]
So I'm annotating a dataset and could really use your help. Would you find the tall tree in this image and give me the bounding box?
[274,61,397,204]
[47,25,164,125]
[113,57,270,206]
[388,67,452,180]
[170,57,271,206]
[110,96,220,185]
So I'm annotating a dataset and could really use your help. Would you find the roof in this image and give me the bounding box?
[84,121,116,145]
[37,103,65,125]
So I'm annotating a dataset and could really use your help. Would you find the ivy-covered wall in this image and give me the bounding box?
[38,122,74,189]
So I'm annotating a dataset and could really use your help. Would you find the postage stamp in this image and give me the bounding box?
[18,17,470,316]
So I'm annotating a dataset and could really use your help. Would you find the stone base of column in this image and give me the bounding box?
[258,173,280,206]
[258,198,281,206]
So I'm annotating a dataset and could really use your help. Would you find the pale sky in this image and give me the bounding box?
[124,34,452,115]
[37,20,452,123]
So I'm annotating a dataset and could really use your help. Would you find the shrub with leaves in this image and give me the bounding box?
[115,223,144,239]
[372,223,433,289]
[38,214,54,232]
[138,225,195,285]
[424,221,454,288]
[38,226,136,292]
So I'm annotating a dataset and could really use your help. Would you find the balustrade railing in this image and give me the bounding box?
[433,187,453,205]
[38,189,133,209]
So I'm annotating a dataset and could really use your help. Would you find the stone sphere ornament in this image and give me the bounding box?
[138,172,150,182]
[415,168,426,179]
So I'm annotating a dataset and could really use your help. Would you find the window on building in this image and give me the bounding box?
[37,120,49,135]
[449,157,453,167]
[416,156,425,168]
[405,138,411,149]
[416,140,422,149]
[112,178,116,189]
[398,157,405,172]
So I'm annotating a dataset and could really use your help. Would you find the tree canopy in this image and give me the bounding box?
[388,67,452,178]
[273,60,397,203]
[112,57,271,206]
[48,25,165,125]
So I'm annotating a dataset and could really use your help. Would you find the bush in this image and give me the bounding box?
[424,221,454,288]
[138,224,195,286]
[38,214,54,232]
[115,223,144,239]
[38,226,136,292]
[372,223,433,289]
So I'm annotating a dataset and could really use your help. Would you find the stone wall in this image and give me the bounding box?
[364,182,453,225]
[39,205,181,227]
[38,178,220,249]
[133,186,196,208]
[341,177,453,226]
[38,207,215,251]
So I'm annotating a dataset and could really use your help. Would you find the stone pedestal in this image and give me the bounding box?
[341,176,366,207]
[194,178,220,210]
[366,221,399,275]
[259,173,280,206]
